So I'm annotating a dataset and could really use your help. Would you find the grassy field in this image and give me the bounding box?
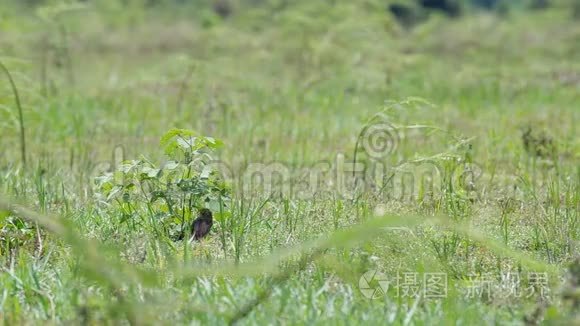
[0,1,579,324]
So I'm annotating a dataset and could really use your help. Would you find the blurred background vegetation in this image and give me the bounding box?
[0,0,579,324]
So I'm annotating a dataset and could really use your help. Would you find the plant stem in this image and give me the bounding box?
[0,60,26,169]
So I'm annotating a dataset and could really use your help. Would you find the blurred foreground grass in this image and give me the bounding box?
[0,1,579,324]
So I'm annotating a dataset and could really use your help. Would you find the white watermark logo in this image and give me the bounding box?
[358,270,390,299]
[357,270,552,301]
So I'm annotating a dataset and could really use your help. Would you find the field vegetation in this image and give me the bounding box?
[0,0,579,324]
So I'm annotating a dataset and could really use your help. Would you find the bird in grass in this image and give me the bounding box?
[191,208,213,241]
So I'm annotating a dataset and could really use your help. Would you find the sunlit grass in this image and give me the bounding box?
[0,1,579,324]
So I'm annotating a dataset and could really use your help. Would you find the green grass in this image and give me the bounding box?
[0,1,579,324]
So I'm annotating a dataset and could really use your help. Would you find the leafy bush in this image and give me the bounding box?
[95,129,230,240]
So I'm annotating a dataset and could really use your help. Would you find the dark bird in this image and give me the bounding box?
[191,208,213,241]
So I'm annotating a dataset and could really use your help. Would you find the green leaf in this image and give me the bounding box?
[205,137,224,149]
[121,160,142,174]
[160,128,223,159]
[200,166,212,179]
[176,137,193,150]
[107,185,123,201]
[141,166,161,179]
[95,173,113,187]
[160,128,196,147]
[163,161,180,170]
